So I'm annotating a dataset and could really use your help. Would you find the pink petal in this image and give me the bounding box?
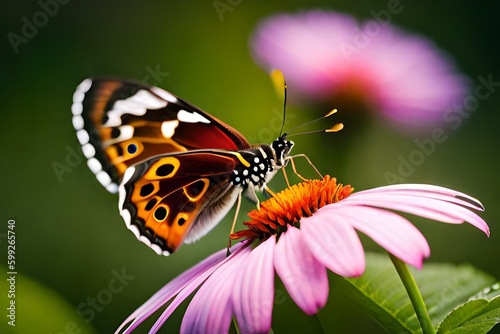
[251,11,469,128]
[352,184,484,211]
[322,205,430,269]
[251,11,358,96]
[301,212,365,277]
[342,193,489,236]
[341,196,461,223]
[274,227,328,315]
[150,242,252,333]
[232,237,276,333]
[181,245,252,334]
[115,245,230,334]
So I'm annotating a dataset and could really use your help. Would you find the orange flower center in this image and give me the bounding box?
[231,175,353,240]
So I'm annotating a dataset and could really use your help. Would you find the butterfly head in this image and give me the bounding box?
[272,133,294,166]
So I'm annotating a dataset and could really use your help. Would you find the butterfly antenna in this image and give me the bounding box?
[287,121,344,137]
[286,109,340,136]
[270,69,287,136]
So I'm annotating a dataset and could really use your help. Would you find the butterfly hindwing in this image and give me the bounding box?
[118,150,243,255]
[72,78,250,193]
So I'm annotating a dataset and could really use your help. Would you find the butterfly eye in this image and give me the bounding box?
[127,143,138,154]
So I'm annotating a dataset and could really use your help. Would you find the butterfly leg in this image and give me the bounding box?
[227,190,243,256]
[264,186,277,198]
[281,165,291,188]
[243,186,261,207]
[288,153,323,181]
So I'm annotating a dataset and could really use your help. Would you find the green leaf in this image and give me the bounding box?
[1,266,95,334]
[437,283,500,334]
[330,253,495,333]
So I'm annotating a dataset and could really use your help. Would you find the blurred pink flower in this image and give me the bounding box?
[116,176,488,334]
[251,11,469,128]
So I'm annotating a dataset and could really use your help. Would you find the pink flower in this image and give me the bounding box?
[116,177,488,333]
[251,11,469,128]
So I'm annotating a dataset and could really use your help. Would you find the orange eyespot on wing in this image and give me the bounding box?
[118,151,239,255]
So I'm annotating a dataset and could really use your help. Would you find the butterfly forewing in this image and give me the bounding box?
[72,78,250,193]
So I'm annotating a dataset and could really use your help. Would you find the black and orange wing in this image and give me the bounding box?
[71,78,250,193]
[118,150,242,255]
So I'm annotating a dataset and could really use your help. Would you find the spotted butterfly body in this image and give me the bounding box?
[72,78,293,255]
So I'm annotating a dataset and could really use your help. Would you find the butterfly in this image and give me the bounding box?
[71,77,295,256]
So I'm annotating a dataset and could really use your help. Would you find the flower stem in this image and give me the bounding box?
[389,254,436,334]
[231,317,240,334]
[307,313,324,334]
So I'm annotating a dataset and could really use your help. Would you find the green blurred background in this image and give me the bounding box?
[1,1,499,333]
